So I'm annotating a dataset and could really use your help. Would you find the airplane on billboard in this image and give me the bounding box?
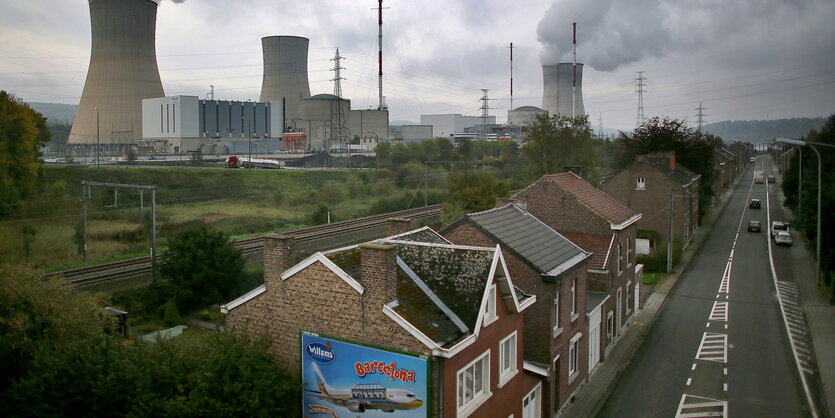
[307,362,424,413]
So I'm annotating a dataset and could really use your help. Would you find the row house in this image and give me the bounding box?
[222,227,544,417]
[509,172,642,359]
[601,152,701,251]
[441,203,600,415]
[713,146,738,194]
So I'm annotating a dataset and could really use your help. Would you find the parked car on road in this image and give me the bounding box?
[749,199,761,209]
[750,157,756,163]
[748,220,762,232]
[755,175,764,184]
[775,231,793,246]
[767,175,775,184]
[771,221,789,239]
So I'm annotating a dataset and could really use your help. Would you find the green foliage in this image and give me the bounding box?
[616,116,717,213]
[125,147,138,163]
[0,265,112,392]
[1,332,300,417]
[308,203,330,225]
[163,298,182,326]
[442,172,508,223]
[0,91,50,217]
[522,113,598,180]
[159,227,245,313]
[21,225,36,259]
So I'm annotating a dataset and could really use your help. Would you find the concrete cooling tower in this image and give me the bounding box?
[259,36,311,122]
[69,0,165,145]
[542,63,585,117]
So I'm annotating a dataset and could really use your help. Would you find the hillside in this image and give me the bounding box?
[27,102,77,124]
[704,117,826,144]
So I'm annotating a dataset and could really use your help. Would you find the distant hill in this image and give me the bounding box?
[704,117,826,144]
[27,102,77,125]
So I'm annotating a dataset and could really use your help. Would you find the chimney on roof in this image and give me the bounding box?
[669,153,676,171]
[359,242,398,306]
[495,198,526,211]
[263,233,295,286]
[387,218,412,236]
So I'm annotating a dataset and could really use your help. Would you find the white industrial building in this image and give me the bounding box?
[419,114,496,138]
[508,106,548,126]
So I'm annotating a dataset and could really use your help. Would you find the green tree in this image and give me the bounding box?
[159,227,245,312]
[442,171,509,223]
[616,116,717,214]
[0,265,112,392]
[0,91,51,216]
[522,113,598,180]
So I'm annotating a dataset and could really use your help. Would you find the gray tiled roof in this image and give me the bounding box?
[467,204,590,276]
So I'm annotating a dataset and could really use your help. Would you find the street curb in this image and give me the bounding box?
[577,169,748,418]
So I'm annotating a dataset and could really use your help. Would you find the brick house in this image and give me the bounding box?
[441,203,600,415]
[713,147,737,195]
[509,172,642,357]
[222,227,544,417]
[601,153,701,251]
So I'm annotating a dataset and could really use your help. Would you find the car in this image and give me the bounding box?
[771,221,789,238]
[748,220,762,232]
[755,175,764,184]
[749,199,761,209]
[774,231,793,246]
[767,175,775,184]
[750,157,756,163]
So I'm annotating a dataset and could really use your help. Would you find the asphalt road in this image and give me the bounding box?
[598,156,811,418]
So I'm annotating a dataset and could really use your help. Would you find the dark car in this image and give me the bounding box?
[767,175,775,184]
[748,220,762,232]
[749,199,761,209]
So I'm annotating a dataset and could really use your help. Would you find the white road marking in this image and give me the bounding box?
[676,394,728,418]
[696,332,728,363]
[687,377,692,386]
[709,301,729,322]
[692,363,697,371]
[723,383,728,392]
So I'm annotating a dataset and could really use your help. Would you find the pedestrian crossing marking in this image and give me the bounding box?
[676,394,728,418]
[775,280,814,375]
[696,332,728,363]
[709,301,729,322]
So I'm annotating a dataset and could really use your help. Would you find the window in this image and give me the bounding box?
[606,312,614,342]
[627,236,633,267]
[457,351,491,415]
[617,241,623,275]
[522,383,542,418]
[568,334,581,379]
[636,177,646,190]
[626,281,632,313]
[553,292,562,336]
[499,332,518,386]
[484,284,497,326]
[571,279,577,316]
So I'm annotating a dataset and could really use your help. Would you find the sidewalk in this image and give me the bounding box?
[559,172,742,417]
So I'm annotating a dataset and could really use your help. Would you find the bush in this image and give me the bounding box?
[163,298,182,326]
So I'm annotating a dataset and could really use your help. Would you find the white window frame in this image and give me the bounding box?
[484,284,498,327]
[568,333,581,382]
[617,241,623,276]
[627,235,633,268]
[553,291,563,337]
[521,383,542,418]
[457,350,492,417]
[636,176,646,190]
[606,311,614,342]
[570,279,577,316]
[626,281,633,315]
[498,331,518,387]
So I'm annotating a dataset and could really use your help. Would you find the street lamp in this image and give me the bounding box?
[775,138,825,286]
[94,107,100,167]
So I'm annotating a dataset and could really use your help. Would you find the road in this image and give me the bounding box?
[598,155,814,417]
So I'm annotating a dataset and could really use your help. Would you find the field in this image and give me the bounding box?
[0,165,442,270]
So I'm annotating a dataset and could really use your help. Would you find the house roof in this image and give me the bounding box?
[586,291,609,314]
[559,231,615,271]
[464,204,590,277]
[382,226,452,244]
[540,172,638,225]
[641,155,701,186]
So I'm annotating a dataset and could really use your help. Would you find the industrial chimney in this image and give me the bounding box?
[541,63,585,117]
[69,0,165,145]
[259,36,311,123]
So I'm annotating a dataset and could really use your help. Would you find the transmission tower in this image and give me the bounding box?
[480,89,490,141]
[635,71,646,127]
[330,48,346,152]
[695,102,707,132]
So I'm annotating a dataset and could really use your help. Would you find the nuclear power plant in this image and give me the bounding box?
[541,63,585,117]
[259,36,311,123]
[69,0,165,146]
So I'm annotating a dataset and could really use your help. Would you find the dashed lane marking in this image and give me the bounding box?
[709,301,729,322]
[696,332,728,363]
[675,394,728,418]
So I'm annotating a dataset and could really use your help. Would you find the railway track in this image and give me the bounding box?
[45,204,442,288]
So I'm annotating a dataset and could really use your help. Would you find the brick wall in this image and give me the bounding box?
[514,179,611,235]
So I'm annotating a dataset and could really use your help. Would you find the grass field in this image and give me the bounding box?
[1,166,442,270]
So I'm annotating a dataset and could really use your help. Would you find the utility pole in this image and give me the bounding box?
[480,89,489,141]
[424,161,429,207]
[82,182,88,267]
[635,71,646,127]
[695,102,707,132]
[95,107,100,167]
[508,42,514,118]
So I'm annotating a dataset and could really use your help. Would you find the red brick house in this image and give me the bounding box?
[222,227,544,417]
[600,153,701,251]
[509,172,642,358]
[441,203,599,415]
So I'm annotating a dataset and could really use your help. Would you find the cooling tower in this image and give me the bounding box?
[259,36,311,122]
[541,63,585,117]
[69,0,165,145]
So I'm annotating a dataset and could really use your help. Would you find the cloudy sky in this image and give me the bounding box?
[2,0,834,130]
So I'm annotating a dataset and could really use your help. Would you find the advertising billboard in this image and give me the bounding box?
[301,331,429,417]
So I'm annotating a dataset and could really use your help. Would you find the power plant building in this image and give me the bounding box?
[542,63,585,117]
[420,114,496,138]
[508,106,547,126]
[141,96,285,154]
[297,94,388,150]
[70,0,165,146]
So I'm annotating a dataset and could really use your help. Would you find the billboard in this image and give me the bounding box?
[301,331,429,417]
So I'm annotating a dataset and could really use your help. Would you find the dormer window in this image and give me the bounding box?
[636,177,646,190]
[484,284,497,326]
